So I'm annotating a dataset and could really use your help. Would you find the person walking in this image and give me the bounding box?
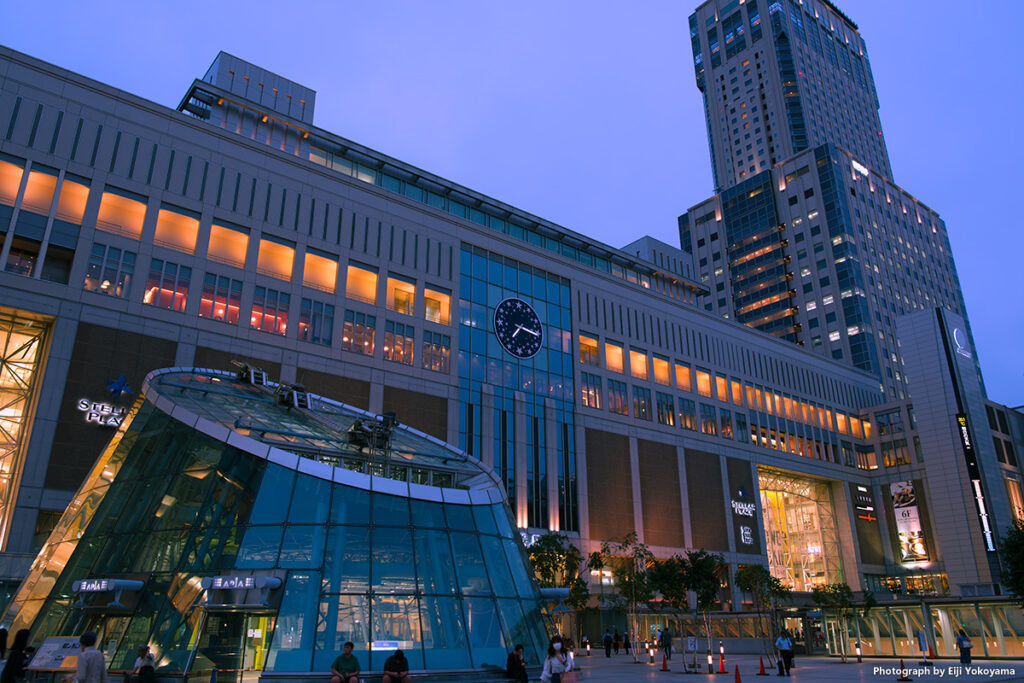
[661,628,673,661]
[612,630,620,655]
[76,632,108,683]
[0,630,31,683]
[540,637,568,683]
[955,629,973,665]
[622,632,630,655]
[774,629,794,677]
[602,629,612,658]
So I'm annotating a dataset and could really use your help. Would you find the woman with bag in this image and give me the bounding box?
[955,629,973,665]
[540,636,568,683]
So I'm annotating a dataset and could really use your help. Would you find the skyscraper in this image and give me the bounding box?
[680,0,979,400]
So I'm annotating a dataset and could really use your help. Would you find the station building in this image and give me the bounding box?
[0,39,1021,662]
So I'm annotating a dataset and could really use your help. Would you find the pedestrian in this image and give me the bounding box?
[661,628,673,661]
[76,632,108,683]
[506,643,528,683]
[955,629,973,665]
[381,648,410,683]
[329,641,361,683]
[602,629,612,658]
[623,632,630,655]
[612,630,620,655]
[131,644,156,683]
[0,626,8,660]
[774,629,794,677]
[0,630,30,683]
[540,636,568,683]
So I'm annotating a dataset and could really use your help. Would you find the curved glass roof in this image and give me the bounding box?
[144,367,498,493]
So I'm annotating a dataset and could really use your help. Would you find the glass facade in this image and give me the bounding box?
[1,369,548,677]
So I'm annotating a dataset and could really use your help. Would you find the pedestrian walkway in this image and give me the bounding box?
[567,652,1024,682]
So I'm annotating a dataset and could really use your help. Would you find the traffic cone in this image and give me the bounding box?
[928,641,936,660]
[661,652,670,672]
[734,664,742,682]
[756,656,769,676]
[896,658,913,681]
[718,653,726,674]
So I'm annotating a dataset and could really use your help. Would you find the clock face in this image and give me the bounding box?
[493,298,544,359]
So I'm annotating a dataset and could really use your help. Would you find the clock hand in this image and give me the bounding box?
[512,327,522,338]
[518,325,541,337]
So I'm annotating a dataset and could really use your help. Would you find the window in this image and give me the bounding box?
[630,349,649,380]
[679,398,697,431]
[96,187,146,239]
[607,380,628,415]
[875,409,903,435]
[716,375,728,401]
[256,236,295,281]
[387,274,416,315]
[675,362,693,392]
[53,175,88,225]
[299,298,335,346]
[653,356,670,385]
[251,286,289,335]
[656,392,675,426]
[633,386,652,420]
[720,408,734,439]
[579,334,599,366]
[605,342,624,374]
[199,273,242,324]
[154,205,199,254]
[20,168,57,215]
[143,258,190,311]
[696,369,713,397]
[0,157,24,207]
[881,439,909,467]
[208,222,249,268]
[735,413,747,443]
[700,403,718,435]
[346,263,378,304]
[1005,477,1024,523]
[421,331,451,372]
[303,250,338,293]
[383,321,415,365]
[84,243,135,298]
[580,372,602,409]
[731,380,743,406]
[343,311,376,356]
[424,286,451,325]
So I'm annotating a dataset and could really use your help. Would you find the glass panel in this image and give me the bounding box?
[0,159,23,206]
[330,486,369,525]
[372,527,417,594]
[288,474,331,524]
[266,571,320,671]
[154,208,199,254]
[472,505,497,535]
[371,595,423,669]
[257,238,295,280]
[54,177,89,224]
[479,535,514,597]
[420,596,471,669]
[387,276,417,315]
[497,599,541,665]
[465,597,506,667]
[279,525,326,568]
[96,190,146,239]
[444,504,475,531]
[323,526,370,593]
[248,465,295,524]
[208,223,249,268]
[20,170,57,215]
[346,264,378,304]
[303,252,338,293]
[503,538,535,598]
[604,343,624,373]
[451,532,491,595]
[492,504,515,538]
[372,493,410,526]
[236,526,282,568]
[313,594,369,671]
[409,499,446,528]
[424,287,451,324]
[413,529,457,595]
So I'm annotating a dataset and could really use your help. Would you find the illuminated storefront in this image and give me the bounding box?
[758,468,843,592]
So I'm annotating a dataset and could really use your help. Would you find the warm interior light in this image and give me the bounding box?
[652,356,670,385]
[675,363,692,392]
[20,171,57,215]
[154,209,199,254]
[257,239,294,280]
[387,277,417,315]
[604,343,624,373]
[208,224,249,267]
[55,178,89,223]
[97,191,146,239]
[696,370,712,397]
[346,264,379,304]
[0,159,23,206]
[303,252,338,293]
[424,287,451,325]
[629,350,648,379]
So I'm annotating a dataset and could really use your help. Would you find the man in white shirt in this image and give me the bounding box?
[76,631,108,683]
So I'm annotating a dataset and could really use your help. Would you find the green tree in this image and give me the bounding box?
[735,564,790,664]
[600,532,655,662]
[681,549,724,655]
[1000,520,1024,608]
[811,582,876,663]
[525,532,593,645]
[649,555,689,611]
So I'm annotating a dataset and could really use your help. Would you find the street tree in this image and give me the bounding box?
[600,532,655,662]
[735,564,790,664]
[1000,520,1024,608]
[681,549,724,657]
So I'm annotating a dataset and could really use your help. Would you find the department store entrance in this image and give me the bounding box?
[190,611,275,683]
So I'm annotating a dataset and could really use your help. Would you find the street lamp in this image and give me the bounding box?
[855,641,862,663]
[707,651,713,674]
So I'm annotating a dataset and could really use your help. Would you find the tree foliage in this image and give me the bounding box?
[735,564,790,663]
[649,555,689,611]
[810,582,874,663]
[680,549,724,651]
[1000,520,1024,608]
[598,532,656,661]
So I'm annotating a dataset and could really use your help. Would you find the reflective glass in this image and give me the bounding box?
[313,594,369,670]
[498,599,541,665]
[420,596,471,669]
[279,525,326,568]
[479,535,514,597]
[371,595,422,669]
[330,486,369,525]
[409,499,446,528]
[266,571,320,671]
[413,529,457,595]
[451,532,491,595]
[372,492,410,526]
[372,527,416,594]
[237,526,282,568]
[323,526,370,593]
[465,597,506,667]
[503,538,535,597]
[248,465,296,524]
[472,505,497,535]
[288,474,331,524]
[444,504,475,531]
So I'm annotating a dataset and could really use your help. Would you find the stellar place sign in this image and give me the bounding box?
[77,399,127,427]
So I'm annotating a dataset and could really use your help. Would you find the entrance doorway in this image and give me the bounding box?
[191,612,275,683]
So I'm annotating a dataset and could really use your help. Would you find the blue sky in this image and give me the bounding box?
[3,1,1021,404]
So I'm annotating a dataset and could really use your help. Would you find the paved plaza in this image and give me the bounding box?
[567,653,1024,682]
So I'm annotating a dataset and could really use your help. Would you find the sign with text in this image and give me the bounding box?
[28,637,82,670]
[890,481,928,562]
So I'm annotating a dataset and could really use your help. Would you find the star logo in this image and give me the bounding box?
[105,373,134,400]
[737,486,747,500]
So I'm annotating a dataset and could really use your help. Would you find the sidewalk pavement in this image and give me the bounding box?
[568,652,1024,682]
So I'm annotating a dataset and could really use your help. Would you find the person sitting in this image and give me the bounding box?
[505,644,528,683]
[330,641,361,683]
[382,649,410,683]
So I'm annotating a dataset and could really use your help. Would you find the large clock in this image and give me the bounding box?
[493,298,544,359]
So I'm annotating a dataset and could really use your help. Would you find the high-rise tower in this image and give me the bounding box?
[689,0,892,192]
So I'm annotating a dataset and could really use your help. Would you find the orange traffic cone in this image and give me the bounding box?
[928,641,936,660]
[734,664,742,682]
[661,652,670,672]
[718,653,726,674]
[756,656,769,676]
[897,658,913,681]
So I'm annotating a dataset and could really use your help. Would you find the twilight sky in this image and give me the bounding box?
[3,1,1021,404]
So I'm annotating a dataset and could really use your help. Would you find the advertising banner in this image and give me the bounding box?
[890,480,928,562]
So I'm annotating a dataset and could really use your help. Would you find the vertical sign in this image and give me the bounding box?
[956,413,996,551]
[890,481,928,562]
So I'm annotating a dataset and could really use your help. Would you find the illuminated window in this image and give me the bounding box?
[632,386,652,420]
[342,310,376,356]
[1004,477,1024,523]
[656,392,675,426]
[256,236,295,281]
[653,356,670,385]
[20,169,57,216]
[299,298,335,346]
[731,380,743,406]
[678,398,697,431]
[54,175,89,224]
[675,362,692,392]
[700,403,718,435]
[696,369,712,398]
[199,274,242,324]
[580,372,602,409]
[607,380,628,415]
[346,263,378,305]
[720,409,734,439]
[154,205,199,254]
[386,274,416,316]
[629,349,649,380]
[384,321,415,365]
[746,385,756,410]
[0,158,24,206]
[421,331,451,373]
[303,250,338,293]
[604,342,624,374]
[579,334,599,366]
[143,258,190,312]
[250,287,289,336]
[850,417,864,439]
[97,187,147,239]
[424,286,451,325]
[836,413,849,435]
[84,243,135,298]
[208,223,249,268]
[716,375,728,401]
